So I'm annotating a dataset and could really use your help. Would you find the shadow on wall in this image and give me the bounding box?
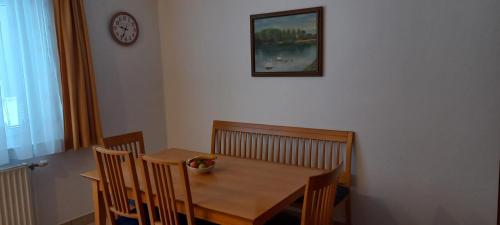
[352,193,400,225]
[348,134,400,225]
[349,134,485,225]
[432,206,461,225]
[351,133,359,187]
[432,205,487,225]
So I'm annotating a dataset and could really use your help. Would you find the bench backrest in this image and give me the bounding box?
[103,131,145,158]
[210,120,354,186]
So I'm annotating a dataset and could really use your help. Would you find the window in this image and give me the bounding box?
[2,96,20,127]
[0,3,18,128]
[0,0,64,166]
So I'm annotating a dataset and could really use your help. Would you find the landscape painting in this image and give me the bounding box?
[251,7,323,77]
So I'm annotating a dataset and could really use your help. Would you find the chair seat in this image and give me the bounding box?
[116,204,151,225]
[116,216,143,225]
[292,185,349,208]
[117,211,217,225]
[334,185,350,205]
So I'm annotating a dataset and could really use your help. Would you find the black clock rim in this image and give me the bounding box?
[109,11,139,46]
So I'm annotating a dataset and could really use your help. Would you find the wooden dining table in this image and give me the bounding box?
[81,148,325,225]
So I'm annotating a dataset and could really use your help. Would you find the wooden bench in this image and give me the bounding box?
[210,120,354,224]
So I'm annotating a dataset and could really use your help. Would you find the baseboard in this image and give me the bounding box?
[59,212,94,225]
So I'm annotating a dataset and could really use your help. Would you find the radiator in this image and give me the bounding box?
[0,165,35,225]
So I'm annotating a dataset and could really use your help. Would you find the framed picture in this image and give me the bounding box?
[251,7,323,77]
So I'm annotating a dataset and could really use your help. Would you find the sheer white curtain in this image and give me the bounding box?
[0,0,63,165]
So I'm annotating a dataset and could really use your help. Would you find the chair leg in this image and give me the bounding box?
[345,196,352,225]
[106,213,117,225]
[103,199,117,225]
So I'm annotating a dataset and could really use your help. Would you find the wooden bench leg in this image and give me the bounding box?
[92,181,106,225]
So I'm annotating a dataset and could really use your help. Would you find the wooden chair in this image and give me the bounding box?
[93,146,148,225]
[139,155,196,225]
[103,131,145,158]
[301,163,342,225]
[266,164,343,225]
[211,120,354,224]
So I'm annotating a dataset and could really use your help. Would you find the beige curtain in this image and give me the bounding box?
[53,0,103,150]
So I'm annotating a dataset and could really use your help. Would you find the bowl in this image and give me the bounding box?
[186,155,217,174]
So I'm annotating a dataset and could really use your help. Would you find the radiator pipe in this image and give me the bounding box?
[0,160,48,172]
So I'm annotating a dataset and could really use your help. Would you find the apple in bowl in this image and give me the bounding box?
[186,155,217,174]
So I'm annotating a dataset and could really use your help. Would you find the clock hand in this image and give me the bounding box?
[123,25,133,39]
[120,26,130,32]
[121,30,126,38]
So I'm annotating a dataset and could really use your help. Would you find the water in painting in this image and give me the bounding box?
[254,13,318,72]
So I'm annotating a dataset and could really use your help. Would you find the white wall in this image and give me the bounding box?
[87,0,167,153]
[158,0,500,224]
[31,0,166,224]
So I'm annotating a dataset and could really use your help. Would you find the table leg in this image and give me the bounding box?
[92,181,106,225]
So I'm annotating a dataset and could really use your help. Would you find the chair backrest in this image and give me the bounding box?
[93,146,147,225]
[210,120,354,186]
[103,131,145,158]
[139,155,195,225]
[301,163,342,225]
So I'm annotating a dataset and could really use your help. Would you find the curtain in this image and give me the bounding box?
[53,0,103,150]
[0,0,64,165]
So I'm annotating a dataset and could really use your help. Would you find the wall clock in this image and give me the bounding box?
[110,12,139,46]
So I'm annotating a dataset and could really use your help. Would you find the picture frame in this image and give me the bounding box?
[251,7,323,77]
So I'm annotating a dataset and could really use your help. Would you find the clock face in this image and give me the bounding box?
[110,12,139,45]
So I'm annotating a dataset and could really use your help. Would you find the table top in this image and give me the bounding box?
[81,148,324,223]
